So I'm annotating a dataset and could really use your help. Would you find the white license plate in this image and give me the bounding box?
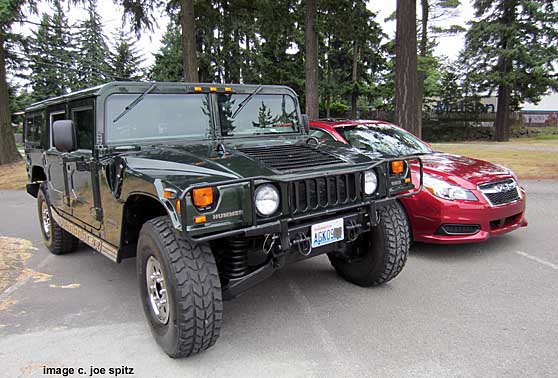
[311,218,344,249]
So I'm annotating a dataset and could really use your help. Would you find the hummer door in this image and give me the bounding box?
[45,110,71,215]
[66,103,102,231]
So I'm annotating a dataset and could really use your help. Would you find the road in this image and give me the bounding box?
[0,181,557,378]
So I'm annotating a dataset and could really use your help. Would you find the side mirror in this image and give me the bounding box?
[301,114,310,134]
[52,120,77,153]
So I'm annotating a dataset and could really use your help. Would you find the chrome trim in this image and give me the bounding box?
[51,209,118,262]
[154,179,182,231]
[477,178,520,207]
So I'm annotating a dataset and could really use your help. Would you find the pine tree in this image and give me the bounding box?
[0,0,35,164]
[77,1,111,88]
[461,0,558,141]
[28,14,64,100]
[27,0,76,101]
[109,28,144,81]
[149,18,183,82]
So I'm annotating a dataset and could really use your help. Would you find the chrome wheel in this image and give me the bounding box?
[41,201,51,239]
[146,256,170,324]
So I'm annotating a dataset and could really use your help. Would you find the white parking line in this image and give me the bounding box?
[515,251,558,270]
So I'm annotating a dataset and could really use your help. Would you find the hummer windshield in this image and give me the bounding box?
[105,91,301,145]
[106,93,212,144]
[218,93,300,137]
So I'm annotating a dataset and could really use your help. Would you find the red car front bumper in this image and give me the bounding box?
[400,186,527,244]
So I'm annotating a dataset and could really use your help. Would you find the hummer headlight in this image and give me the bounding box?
[364,170,378,195]
[255,184,280,216]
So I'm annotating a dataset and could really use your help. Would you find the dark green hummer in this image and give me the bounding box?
[24,82,422,358]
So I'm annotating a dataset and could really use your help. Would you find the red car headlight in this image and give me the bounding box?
[423,175,478,201]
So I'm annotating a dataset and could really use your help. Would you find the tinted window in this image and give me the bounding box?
[73,108,94,150]
[106,94,211,144]
[25,116,42,146]
[218,94,300,137]
[339,124,432,156]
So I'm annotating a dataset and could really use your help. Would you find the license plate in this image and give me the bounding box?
[311,218,344,249]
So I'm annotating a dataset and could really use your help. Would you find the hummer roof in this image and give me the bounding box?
[25,82,299,113]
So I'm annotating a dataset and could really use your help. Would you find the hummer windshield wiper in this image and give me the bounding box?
[113,83,157,123]
[231,85,263,119]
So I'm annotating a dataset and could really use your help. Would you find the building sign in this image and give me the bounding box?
[433,98,497,114]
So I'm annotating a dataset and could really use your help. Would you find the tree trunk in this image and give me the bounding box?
[395,0,421,136]
[416,0,429,138]
[0,31,21,165]
[180,0,199,82]
[494,84,511,141]
[350,41,359,119]
[493,0,516,142]
[304,0,319,119]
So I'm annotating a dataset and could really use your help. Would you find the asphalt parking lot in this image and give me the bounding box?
[0,180,557,378]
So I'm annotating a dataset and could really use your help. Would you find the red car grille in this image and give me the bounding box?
[478,179,520,206]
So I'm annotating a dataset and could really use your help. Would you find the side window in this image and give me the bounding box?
[25,115,43,146]
[72,108,94,150]
[309,128,334,141]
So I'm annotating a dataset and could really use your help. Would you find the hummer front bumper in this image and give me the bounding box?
[178,156,423,245]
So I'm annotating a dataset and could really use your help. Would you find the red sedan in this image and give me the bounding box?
[310,119,528,244]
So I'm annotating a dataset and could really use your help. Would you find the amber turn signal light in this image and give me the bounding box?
[194,215,206,224]
[391,160,405,175]
[192,187,214,207]
[163,189,176,199]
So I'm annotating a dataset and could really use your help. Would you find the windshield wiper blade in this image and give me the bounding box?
[231,85,263,119]
[113,83,157,123]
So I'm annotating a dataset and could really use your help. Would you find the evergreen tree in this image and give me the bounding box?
[149,18,183,82]
[77,1,111,88]
[418,1,464,119]
[0,0,34,164]
[461,0,558,141]
[109,28,144,80]
[27,0,76,101]
[27,14,62,100]
[319,0,385,118]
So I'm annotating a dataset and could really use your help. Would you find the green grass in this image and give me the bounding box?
[530,134,558,140]
[433,139,558,180]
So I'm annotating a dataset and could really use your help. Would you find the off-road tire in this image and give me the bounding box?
[328,201,410,287]
[137,216,223,358]
[37,183,79,255]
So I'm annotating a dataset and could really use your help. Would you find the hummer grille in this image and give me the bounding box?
[289,173,362,215]
[238,145,345,171]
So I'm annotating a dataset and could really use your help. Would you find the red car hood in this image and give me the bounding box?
[417,152,514,189]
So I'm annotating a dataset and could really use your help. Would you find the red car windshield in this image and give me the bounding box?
[339,124,432,157]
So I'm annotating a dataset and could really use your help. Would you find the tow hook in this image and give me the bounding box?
[292,232,312,256]
[346,220,361,242]
[263,233,287,268]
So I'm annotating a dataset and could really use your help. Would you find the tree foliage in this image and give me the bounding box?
[27,0,75,100]
[461,0,558,140]
[108,27,144,80]
[76,0,111,87]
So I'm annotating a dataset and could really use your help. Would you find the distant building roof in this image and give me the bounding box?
[521,92,558,112]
